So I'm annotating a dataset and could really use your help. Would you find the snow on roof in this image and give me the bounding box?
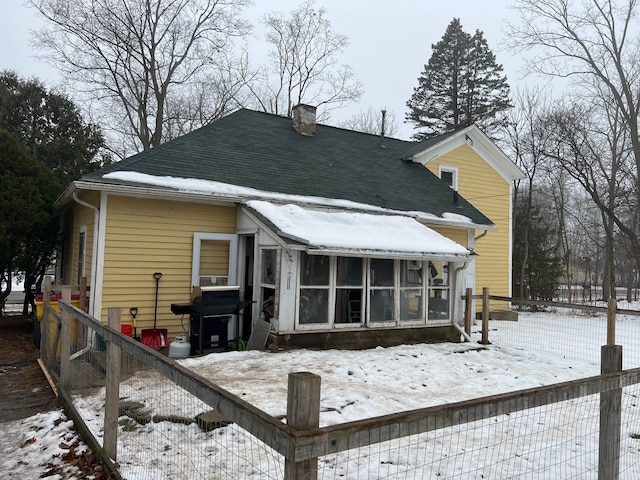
[101,171,477,228]
[247,200,469,258]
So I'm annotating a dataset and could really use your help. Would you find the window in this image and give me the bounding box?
[439,166,458,190]
[260,249,277,322]
[428,261,450,320]
[295,253,451,329]
[299,254,330,324]
[335,257,363,324]
[77,228,86,285]
[191,233,238,287]
[399,260,424,321]
[369,259,394,323]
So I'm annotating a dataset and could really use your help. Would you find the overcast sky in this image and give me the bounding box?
[0,0,537,140]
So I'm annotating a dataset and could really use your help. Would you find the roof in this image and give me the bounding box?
[244,201,470,260]
[79,108,495,227]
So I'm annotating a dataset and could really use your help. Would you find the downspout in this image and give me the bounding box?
[452,256,474,342]
[474,229,488,242]
[71,192,99,359]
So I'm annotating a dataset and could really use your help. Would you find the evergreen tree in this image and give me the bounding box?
[406,18,512,140]
[0,71,107,313]
[0,130,61,313]
[0,70,108,188]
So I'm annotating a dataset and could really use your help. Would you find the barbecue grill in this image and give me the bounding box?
[171,286,251,355]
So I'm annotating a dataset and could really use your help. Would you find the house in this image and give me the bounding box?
[53,105,524,350]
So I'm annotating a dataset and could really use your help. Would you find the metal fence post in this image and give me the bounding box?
[599,298,621,480]
[104,307,121,461]
[285,372,321,480]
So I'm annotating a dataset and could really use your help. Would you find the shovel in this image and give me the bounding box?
[130,307,139,341]
[141,272,168,349]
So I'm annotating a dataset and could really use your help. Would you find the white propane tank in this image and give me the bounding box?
[169,335,191,358]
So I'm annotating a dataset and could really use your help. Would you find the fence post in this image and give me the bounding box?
[104,307,121,461]
[464,287,472,336]
[41,277,52,363]
[59,287,72,389]
[285,372,321,480]
[480,287,490,345]
[599,298,621,480]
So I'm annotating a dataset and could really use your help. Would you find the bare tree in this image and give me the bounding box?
[246,0,363,120]
[338,108,399,137]
[542,97,633,299]
[503,87,555,299]
[31,0,251,153]
[507,0,640,277]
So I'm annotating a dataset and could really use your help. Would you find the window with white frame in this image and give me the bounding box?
[335,257,364,324]
[439,165,458,190]
[295,253,451,329]
[260,248,277,322]
[399,260,424,322]
[299,254,331,324]
[428,260,450,320]
[369,258,394,323]
[191,233,238,288]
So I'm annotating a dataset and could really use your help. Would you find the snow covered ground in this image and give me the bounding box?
[3,306,640,478]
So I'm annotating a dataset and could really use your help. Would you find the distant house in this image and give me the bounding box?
[53,105,524,350]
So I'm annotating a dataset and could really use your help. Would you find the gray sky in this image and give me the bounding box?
[0,0,531,140]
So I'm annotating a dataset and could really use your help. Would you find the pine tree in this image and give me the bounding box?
[406,18,512,140]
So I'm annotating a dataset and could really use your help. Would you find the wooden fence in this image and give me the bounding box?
[40,286,640,479]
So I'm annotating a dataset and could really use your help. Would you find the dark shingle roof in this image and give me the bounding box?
[85,109,493,226]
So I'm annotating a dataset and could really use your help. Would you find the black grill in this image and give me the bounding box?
[171,286,251,354]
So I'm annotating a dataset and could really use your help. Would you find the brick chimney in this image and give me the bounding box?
[292,104,317,136]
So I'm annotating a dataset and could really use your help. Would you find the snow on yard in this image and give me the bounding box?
[3,306,640,478]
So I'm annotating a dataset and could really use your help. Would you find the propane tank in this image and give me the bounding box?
[168,335,191,358]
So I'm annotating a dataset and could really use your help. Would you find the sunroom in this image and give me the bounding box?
[240,201,473,349]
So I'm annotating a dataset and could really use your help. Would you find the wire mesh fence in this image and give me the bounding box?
[59,310,285,480]
[313,384,640,479]
[472,296,640,370]
[38,287,640,479]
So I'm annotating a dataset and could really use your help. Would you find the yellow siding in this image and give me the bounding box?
[427,145,512,298]
[100,196,236,339]
[199,240,230,282]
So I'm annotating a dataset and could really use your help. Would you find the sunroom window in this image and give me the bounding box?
[260,249,277,322]
[295,252,451,329]
[400,260,424,322]
[428,261,450,320]
[335,257,363,324]
[299,254,330,324]
[369,259,394,323]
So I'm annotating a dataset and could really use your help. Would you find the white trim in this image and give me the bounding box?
[508,182,514,298]
[191,233,239,288]
[408,125,525,183]
[93,192,108,320]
